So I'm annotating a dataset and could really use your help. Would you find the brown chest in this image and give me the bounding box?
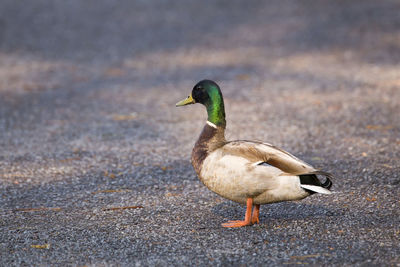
[190,123,225,175]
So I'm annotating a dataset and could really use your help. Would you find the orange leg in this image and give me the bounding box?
[251,204,260,224]
[222,198,254,228]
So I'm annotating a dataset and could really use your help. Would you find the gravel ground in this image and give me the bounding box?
[0,0,399,266]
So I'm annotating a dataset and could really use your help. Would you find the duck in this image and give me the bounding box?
[176,80,333,228]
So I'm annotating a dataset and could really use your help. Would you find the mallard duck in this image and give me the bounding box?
[176,80,333,228]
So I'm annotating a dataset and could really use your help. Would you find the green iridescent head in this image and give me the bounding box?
[176,80,226,127]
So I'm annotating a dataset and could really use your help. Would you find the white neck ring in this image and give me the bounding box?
[206,121,217,129]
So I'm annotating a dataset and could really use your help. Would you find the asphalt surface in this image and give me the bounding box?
[0,0,399,266]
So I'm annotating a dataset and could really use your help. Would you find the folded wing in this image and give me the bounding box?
[222,140,316,175]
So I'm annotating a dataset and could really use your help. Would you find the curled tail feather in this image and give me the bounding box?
[299,171,333,194]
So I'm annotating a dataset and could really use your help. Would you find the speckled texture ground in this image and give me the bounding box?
[0,0,399,266]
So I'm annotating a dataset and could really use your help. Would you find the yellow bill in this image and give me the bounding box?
[176,94,195,106]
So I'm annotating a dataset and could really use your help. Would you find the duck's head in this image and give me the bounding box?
[176,80,226,127]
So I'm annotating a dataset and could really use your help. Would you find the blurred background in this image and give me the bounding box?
[0,0,399,265]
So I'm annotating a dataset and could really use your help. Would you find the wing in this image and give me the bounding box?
[221,140,316,175]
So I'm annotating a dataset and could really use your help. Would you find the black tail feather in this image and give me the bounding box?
[308,171,333,190]
[299,171,334,194]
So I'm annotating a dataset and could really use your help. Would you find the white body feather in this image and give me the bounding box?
[299,184,332,194]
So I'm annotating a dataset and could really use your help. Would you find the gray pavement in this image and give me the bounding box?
[0,0,399,266]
